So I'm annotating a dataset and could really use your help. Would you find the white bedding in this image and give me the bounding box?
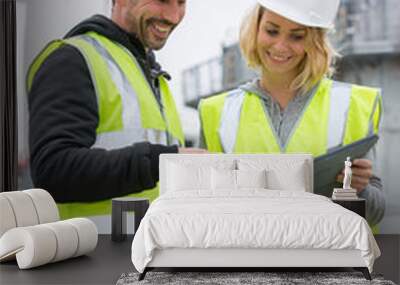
[131,190,380,273]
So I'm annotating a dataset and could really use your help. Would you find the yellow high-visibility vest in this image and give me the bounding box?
[200,78,381,156]
[27,32,185,219]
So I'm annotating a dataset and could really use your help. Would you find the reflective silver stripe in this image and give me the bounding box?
[327,82,352,150]
[79,36,167,149]
[219,90,245,153]
[92,129,167,150]
[145,129,168,146]
[119,45,176,146]
[368,93,381,136]
[81,36,141,132]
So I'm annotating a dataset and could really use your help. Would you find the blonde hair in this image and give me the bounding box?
[239,4,338,94]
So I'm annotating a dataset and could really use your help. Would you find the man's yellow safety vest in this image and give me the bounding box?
[27,31,185,219]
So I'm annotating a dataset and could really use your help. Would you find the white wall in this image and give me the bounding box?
[17,0,111,162]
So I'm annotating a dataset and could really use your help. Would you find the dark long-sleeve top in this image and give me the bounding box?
[28,15,177,203]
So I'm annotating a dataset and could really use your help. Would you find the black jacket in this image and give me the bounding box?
[28,15,178,203]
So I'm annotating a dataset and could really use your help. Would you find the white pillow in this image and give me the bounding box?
[238,159,308,191]
[211,169,268,190]
[211,168,236,190]
[266,163,306,191]
[236,169,268,189]
[167,162,211,191]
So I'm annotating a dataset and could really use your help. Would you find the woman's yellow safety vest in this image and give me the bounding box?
[200,78,381,156]
[27,32,185,219]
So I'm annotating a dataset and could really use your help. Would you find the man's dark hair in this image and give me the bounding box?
[112,0,115,6]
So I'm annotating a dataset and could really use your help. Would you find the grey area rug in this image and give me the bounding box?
[116,272,396,285]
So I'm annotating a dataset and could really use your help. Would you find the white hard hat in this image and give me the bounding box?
[257,0,340,29]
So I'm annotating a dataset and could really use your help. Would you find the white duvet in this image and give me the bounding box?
[131,190,380,273]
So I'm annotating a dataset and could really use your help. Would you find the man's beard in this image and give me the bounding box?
[141,18,176,50]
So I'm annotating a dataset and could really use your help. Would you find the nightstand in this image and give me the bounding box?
[332,198,366,218]
[111,197,149,242]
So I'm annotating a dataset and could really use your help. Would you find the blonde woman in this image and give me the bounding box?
[199,0,384,228]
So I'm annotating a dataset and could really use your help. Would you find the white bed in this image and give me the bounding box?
[131,154,380,280]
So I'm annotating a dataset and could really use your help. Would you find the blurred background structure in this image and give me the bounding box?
[16,0,399,233]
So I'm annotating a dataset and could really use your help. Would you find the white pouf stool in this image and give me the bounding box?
[0,189,98,269]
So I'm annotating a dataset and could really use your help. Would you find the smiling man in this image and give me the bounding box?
[27,0,207,221]
[112,0,184,49]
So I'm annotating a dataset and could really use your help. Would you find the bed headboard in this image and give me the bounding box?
[159,154,313,195]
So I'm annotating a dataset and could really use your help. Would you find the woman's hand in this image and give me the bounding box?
[178,147,209,154]
[336,159,373,193]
